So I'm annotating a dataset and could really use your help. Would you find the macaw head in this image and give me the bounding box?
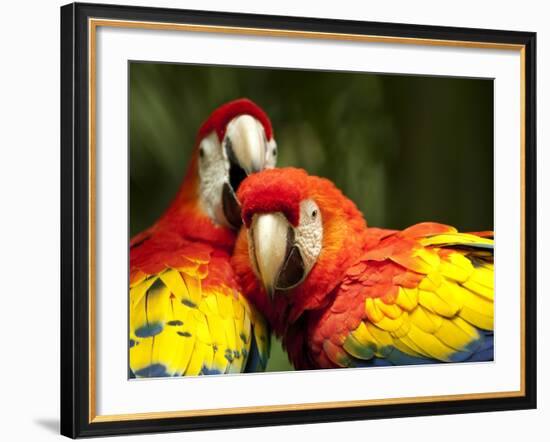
[194,98,277,229]
[233,168,367,325]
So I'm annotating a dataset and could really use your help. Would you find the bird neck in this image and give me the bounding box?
[151,153,236,252]
[290,216,368,319]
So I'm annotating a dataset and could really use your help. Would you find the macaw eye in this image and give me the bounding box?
[199,146,205,158]
[311,209,318,219]
[272,146,277,157]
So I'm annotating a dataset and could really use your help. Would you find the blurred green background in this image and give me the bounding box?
[129,62,494,372]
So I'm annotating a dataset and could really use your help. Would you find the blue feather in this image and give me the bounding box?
[243,332,265,372]
[134,363,168,377]
[465,331,494,362]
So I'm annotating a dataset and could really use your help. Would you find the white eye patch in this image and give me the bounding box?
[197,132,229,226]
[197,117,277,228]
[295,199,323,271]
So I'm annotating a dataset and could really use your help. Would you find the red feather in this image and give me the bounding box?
[238,168,309,227]
[197,98,274,143]
[232,167,493,370]
[130,99,271,294]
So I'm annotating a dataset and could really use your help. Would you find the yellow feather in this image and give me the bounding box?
[174,330,196,375]
[232,297,245,320]
[406,324,455,361]
[223,316,238,353]
[410,305,443,333]
[159,269,189,301]
[420,233,493,248]
[251,307,269,358]
[390,314,411,338]
[192,310,212,345]
[395,334,431,358]
[418,288,459,317]
[145,280,171,327]
[233,313,244,351]
[439,254,473,282]
[235,315,245,353]
[392,336,425,358]
[207,343,227,374]
[343,333,375,360]
[349,321,377,349]
[204,307,227,350]
[434,317,480,351]
[130,287,148,336]
[181,273,202,306]
[434,280,463,314]
[374,313,405,332]
[459,306,494,331]
[160,302,188,375]
[427,271,444,287]
[185,340,207,376]
[162,300,194,375]
[471,265,494,288]
[228,301,246,374]
[415,248,440,268]
[395,287,418,311]
[228,312,246,374]
[207,306,230,373]
[239,293,252,317]
[172,299,193,327]
[241,311,252,345]
[418,274,439,292]
[221,309,243,371]
[454,285,494,317]
[129,337,154,375]
[238,311,253,368]
[365,322,393,356]
[130,276,158,309]
[376,298,403,319]
[167,334,189,375]
[199,293,219,317]
[151,327,180,376]
[217,291,234,319]
[365,298,384,323]
[452,316,479,334]
[130,250,266,376]
[461,278,494,301]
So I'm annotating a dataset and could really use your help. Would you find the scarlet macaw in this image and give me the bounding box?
[129,99,276,377]
[232,167,494,370]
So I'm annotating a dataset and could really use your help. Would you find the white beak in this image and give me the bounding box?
[251,213,289,297]
[250,212,307,298]
[226,115,266,174]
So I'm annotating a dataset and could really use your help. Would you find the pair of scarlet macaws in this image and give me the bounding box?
[129,98,494,377]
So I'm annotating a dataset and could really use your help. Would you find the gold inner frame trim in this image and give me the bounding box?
[88,18,527,423]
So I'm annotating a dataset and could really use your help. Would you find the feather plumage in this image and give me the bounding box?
[232,168,494,370]
[129,99,275,377]
[309,225,494,368]
[130,236,270,377]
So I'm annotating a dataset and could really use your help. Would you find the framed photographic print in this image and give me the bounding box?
[60,2,537,438]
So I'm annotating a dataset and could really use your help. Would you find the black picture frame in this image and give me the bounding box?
[61,2,537,438]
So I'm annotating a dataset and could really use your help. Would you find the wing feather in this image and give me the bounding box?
[129,239,270,377]
[316,223,494,368]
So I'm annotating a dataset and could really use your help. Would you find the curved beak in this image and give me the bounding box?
[223,115,268,229]
[250,213,306,299]
[226,115,266,175]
